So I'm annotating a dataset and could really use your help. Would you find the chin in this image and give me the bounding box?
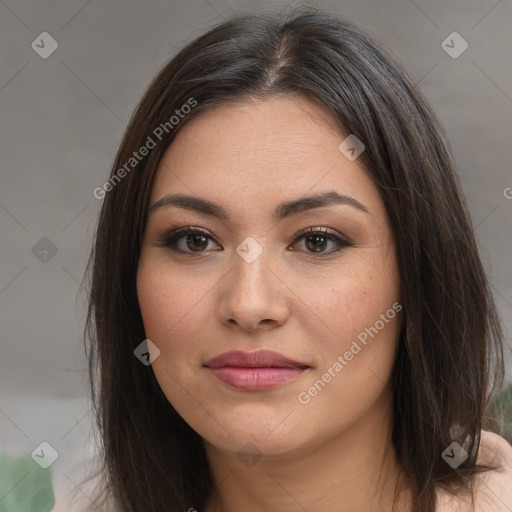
[197,407,321,460]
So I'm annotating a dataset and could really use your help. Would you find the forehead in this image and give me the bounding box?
[150,95,383,217]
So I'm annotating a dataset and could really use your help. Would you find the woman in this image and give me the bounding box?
[84,8,512,512]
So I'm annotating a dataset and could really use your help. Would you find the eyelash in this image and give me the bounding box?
[155,224,352,257]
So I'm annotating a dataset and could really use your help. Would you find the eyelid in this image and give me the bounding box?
[154,224,221,249]
[292,226,352,245]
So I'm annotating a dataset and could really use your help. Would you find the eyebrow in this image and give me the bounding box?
[149,191,370,220]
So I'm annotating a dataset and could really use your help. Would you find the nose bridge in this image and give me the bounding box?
[217,235,289,330]
[231,235,271,294]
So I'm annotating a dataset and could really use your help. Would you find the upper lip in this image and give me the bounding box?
[204,350,309,369]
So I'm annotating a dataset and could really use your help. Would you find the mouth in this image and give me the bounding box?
[204,350,310,391]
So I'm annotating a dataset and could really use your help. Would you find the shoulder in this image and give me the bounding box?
[477,429,512,466]
[436,430,512,512]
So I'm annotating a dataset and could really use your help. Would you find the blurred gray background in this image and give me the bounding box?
[1,0,511,509]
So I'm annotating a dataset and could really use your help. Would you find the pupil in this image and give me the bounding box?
[306,234,327,252]
[187,234,208,251]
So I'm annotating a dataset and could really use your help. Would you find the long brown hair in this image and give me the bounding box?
[84,7,505,511]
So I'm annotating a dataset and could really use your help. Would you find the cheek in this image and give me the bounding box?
[136,262,213,410]
[136,262,215,347]
[293,250,401,411]
[136,260,228,440]
[291,273,400,437]
[297,254,399,355]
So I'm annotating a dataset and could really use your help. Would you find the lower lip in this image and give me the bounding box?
[207,367,307,390]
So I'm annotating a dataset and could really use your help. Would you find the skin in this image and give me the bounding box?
[438,431,512,511]
[136,94,411,511]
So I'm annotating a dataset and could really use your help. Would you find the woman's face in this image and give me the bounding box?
[137,95,401,460]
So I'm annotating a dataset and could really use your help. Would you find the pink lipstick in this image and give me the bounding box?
[204,350,309,390]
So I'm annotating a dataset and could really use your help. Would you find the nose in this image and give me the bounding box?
[216,244,290,332]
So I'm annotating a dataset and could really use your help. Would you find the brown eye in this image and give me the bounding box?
[183,233,210,252]
[156,226,220,254]
[291,227,352,256]
[304,233,329,252]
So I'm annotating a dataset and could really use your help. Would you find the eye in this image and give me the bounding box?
[155,225,221,254]
[290,227,352,256]
[155,225,352,256]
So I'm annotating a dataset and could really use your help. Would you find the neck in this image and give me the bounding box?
[203,391,412,512]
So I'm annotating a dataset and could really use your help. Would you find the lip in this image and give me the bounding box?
[205,350,308,369]
[204,350,309,391]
